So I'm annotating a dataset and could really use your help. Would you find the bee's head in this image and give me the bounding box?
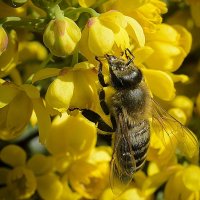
[105,54,142,89]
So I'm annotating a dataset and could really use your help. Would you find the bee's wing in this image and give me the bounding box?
[110,114,136,195]
[151,99,199,164]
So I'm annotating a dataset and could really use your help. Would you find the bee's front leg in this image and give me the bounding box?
[95,56,109,87]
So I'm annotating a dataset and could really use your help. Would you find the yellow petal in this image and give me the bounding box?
[88,18,115,55]
[21,84,40,99]
[142,69,175,100]
[45,72,74,112]
[133,46,154,65]
[99,11,127,29]
[0,83,19,108]
[37,174,63,200]
[0,91,33,140]
[27,154,55,175]
[126,16,145,47]
[7,166,37,199]
[183,165,200,191]
[173,25,192,54]
[31,98,51,144]
[169,73,189,83]
[32,68,61,83]
[0,145,26,167]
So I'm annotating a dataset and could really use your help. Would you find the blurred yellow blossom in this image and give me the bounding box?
[187,0,200,27]
[164,165,200,200]
[0,26,8,55]
[18,41,48,62]
[0,81,51,142]
[0,30,18,78]
[67,146,111,199]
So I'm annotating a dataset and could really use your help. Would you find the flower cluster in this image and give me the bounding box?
[0,0,199,199]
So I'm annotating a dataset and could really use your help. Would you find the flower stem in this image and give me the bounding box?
[64,7,99,20]
[1,17,47,32]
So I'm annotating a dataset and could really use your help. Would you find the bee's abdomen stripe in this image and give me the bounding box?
[129,120,150,171]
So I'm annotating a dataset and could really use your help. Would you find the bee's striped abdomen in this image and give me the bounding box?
[129,119,150,171]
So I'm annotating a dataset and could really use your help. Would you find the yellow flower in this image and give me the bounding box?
[196,92,200,116]
[0,81,51,142]
[45,112,97,158]
[0,145,37,199]
[164,165,200,200]
[144,24,192,72]
[187,0,200,27]
[169,95,194,124]
[0,26,8,56]
[100,171,155,200]
[147,123,199,167]
[32,62,99,113]
[0,145,65,200]
[43,17,81,57]
[102,0,167,33]
[79,10,145,61]
[0,30,18,78]
[67,146,111,199]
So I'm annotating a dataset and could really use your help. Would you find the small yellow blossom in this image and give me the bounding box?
[7,166,37,199]
[79,10,145,62]
[43,17,81,57]
[0,30,18,78]
[170,95,194,122]
[102,0,167,33]
[164,165,200,200]
[187,0,200,27]
[0,145,37,199]
[67,146,111,199]
[144,24,192,72]
[0,145,63,200]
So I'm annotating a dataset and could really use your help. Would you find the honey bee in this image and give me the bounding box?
[77,49,199,195]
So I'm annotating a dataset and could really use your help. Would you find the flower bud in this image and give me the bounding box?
[43,17,81,57]
[0,27,8,56]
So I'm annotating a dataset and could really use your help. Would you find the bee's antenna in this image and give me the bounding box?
[124,48,135,66]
